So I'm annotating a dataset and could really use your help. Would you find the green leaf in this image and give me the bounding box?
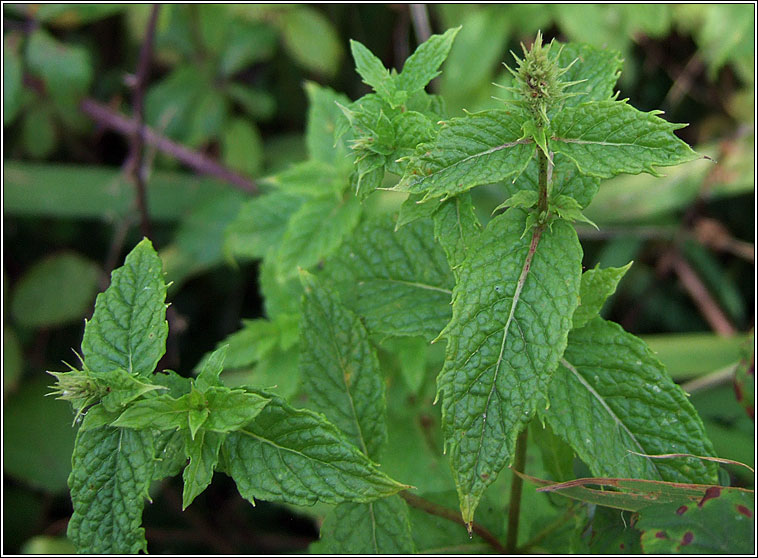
[188,407,210,439]
[67,426,154,553]
[20,536,77,555]
[577,506,642,554]
[349,39,397,104]
[395,108,534,200]
[3,326,22,392]
[734,332,754,420]
[21,107,57,160]
[200,318,280,371]
[397,26,461,94]
[112,394,190,431]
[182,429,224,510]
[432,193,482,279]
[202,387,270,432]
[304,81,352,164]
[530,420,576,483]
[637,488,754,554]
[312,496,415,553]
[641,332,750,381]
[352,159,385,201]
[438,9,511,111]
[436,208,582,525]
[95,368,166,412]
[396,193,441,228]
[226,83,276,121]
[279,6,342,77]
[381,336,429,394]
[222,393,408,505]
[163,190,246,288]
[224,191,303,262]
[3,163,240,222]
[275,194,362,280]
[550,100,700,179]
[323,215,454,340]
[186,88,228,147]
[263,160,345,197]
[557,42,623,107]
[260,255,303,319]
[81,239,168,377]
[153,429,187,480]
[34,4,127,26]
[493,190,540,214]
[195,345,228,390]
[25,28,92,107]
[693,4,755,79]
[4,33,23,125]
[218,21,277,77]
[114,386,269,435]
[4,378,77,493]
[221,117,263,177]
[144,66,203,140]
[549,194,599,229]
[11,252,99,328]
[390,110,438,164]
[573,262,632,329]
[544,318,719,484]
[299,271,387,459]
[246,343,301,399]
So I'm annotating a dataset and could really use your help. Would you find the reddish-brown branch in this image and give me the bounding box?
[409,4,432,43]
[399,491,506,553]
[662,251,738,335]
[80,98,258,194]
[128,4,160,239]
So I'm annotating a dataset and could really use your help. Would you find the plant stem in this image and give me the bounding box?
[399,491,506,553]
[537,148,549,215]
[505,428,529,553]
[129,3,160,240]
[80,98,257,193]
[409,4,431,43]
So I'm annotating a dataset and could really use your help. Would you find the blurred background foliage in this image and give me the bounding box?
[2,3,754,554]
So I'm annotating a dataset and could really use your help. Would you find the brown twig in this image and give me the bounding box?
[128,4,160,239]
[409,4,432,44]
[80,98,258,194]
[661,251,737,335]
[680,362,739,394]
[692,218,754,263]
[399,491,506,553]
[663,53,705,111]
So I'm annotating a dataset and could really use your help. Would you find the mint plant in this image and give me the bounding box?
[50,29,753,554]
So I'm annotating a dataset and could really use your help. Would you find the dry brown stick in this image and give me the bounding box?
[666,252,737,335]
[80,98,258,194]
[128,3,160,239]
[681,363,738,395]
[663,53,704,110]
[409,4,432,43]
[399,491,506,553]
[693,217,755,264]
